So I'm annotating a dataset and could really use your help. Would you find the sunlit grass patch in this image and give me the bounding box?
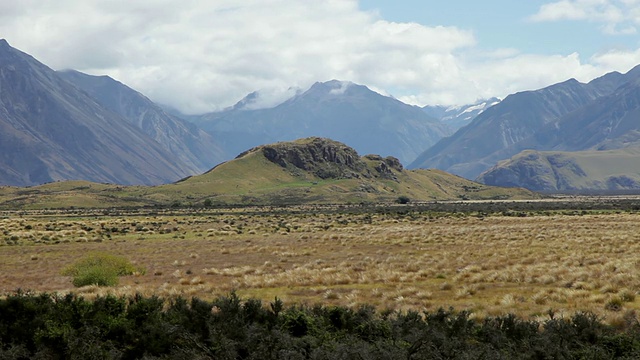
[61,252,145,287]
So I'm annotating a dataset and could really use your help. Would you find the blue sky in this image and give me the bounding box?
[1,1,640,113]
[360,1,638,57]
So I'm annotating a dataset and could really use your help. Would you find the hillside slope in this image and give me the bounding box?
[0,39,194,186]
[58,70,227,172]
[0,138,536,208]
[477,147,640,192]
[162,137,535,204]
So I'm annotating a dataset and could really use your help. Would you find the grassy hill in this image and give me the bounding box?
[0,138,536,209]
[477,147,640,192]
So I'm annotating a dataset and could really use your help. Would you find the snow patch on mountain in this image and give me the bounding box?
[423,98,502,131]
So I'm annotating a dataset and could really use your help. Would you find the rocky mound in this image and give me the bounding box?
[237,137,403,180]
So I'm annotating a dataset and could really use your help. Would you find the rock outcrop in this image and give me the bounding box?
[238,137,404,180]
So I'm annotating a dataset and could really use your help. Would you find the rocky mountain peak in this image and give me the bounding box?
[306,80,362,96]
[627,64,640,77]
[0,39,25,61]
[198,78,451,166]
[231,91,259,110]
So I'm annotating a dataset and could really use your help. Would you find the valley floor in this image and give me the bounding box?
[2,201,640,325]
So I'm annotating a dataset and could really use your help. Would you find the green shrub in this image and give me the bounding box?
[396,196,410,204]
[70,267,119,287]
[61,252,143,287]
[2,293,640,358]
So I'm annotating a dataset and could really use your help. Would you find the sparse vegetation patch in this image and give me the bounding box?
[2,200,640,325]
[61,252,143,287]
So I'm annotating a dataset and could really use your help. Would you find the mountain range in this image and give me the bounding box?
[0,137,535,209]
[0,39,459,187]
[193,80,452,165]
[0,40,192,186]
[409,67,640,187]
[475,67,640,192]
[4,36,640,193]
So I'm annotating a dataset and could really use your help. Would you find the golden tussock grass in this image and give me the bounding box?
[2,210,640,324]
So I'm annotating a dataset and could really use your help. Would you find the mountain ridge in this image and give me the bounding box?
[422,97,501,131]
[409,68,638,179]
[477,147,640,192]
[58,70,227,172]
[193,80,452,165]
[0,39,195,186]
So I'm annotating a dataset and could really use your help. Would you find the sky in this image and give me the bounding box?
[2,0,640,114]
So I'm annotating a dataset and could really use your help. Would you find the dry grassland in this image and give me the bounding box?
[1,208,640,324]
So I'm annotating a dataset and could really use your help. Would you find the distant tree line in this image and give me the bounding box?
[0,291,639,359]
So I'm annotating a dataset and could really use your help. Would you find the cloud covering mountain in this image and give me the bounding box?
[0,39,201,186]
[195,80,451,165]
[1,1,639,114]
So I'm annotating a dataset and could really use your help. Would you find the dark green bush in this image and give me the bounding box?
[0,292,640,359]
[396,195,411,204]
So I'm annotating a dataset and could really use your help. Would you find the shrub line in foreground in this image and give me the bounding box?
[1,291,640,359]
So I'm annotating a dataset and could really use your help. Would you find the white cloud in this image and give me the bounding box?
[530,0,623,22]
[530,0,640,35]
[0,0,639,113]
[590,47,640,69]
[328,81,353,95]
[398,53,598,106]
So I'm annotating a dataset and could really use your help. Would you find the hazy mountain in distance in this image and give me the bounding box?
[0,39,194,186]
[409,70,629,179]
[423,97,501,131]
[477,66,640,191]
[477,147,640,192]
[58,70,227,172]
[193,80,452,165]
